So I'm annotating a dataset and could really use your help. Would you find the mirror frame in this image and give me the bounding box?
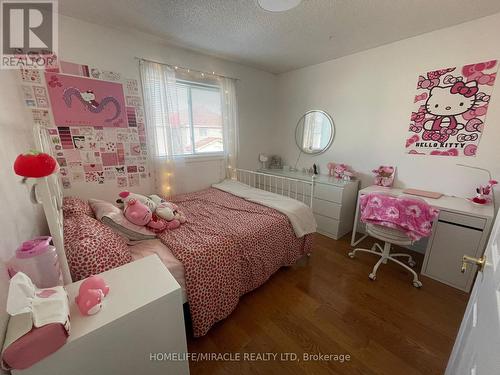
[295,109,335,155]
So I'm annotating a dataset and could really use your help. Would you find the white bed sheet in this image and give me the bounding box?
[128,239,187,303]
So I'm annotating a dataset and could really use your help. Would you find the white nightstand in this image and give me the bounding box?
[14,255,190,375]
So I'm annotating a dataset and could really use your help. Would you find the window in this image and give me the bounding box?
[164,80,224,157]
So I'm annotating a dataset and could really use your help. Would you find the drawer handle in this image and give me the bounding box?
[461,255,486,273]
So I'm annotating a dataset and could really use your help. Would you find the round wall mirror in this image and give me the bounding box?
[295,110,335,155]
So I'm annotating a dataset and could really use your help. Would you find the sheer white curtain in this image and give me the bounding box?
[140,60,180,196]
[140,59,239,195]
[220,77,239,179]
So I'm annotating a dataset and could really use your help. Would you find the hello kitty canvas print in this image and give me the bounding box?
[406,60,498,156]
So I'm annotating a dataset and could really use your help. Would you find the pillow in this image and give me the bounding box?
[88,199,156,241]
[62,197,94,219]
[64,214,132,281]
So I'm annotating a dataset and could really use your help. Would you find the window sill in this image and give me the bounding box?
[175,153,226,164]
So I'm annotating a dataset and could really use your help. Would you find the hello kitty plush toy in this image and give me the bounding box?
[422,81,478,143]
[149,195,187,224]
[123,199,177,232]
[333,164,348,179]
[118,191,156,211]
[75,275,109,316]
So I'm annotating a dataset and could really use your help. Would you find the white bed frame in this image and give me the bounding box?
[234,169,315,208]
[34,125,315,286]
[33,125,72,284]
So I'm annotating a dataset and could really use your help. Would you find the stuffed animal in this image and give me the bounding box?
[149,195,175,221]
[372,166,395,187]
[333,164,348,179]
[123,199,178,232]
[117,191,156,211]
[75,288,103,316]
[79,275,109,297]
[149,195,187,224]
[75,275,109,316]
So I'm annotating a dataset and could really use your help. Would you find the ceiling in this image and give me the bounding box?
[59,0,500,74]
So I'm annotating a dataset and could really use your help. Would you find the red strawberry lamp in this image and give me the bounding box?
[13,150,59,183]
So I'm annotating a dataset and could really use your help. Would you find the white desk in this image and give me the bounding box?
[351,186,494,292]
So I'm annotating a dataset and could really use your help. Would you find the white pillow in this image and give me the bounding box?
[88,199,156,241]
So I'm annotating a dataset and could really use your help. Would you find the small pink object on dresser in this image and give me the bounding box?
[75,275,109,316]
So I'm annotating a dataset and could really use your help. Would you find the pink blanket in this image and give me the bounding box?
[360,193,439,241]
[157,188,313,337]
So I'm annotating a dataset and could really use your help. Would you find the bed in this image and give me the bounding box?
[34,126,317,337]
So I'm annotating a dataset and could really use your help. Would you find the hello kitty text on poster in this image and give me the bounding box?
[406,60,498,156]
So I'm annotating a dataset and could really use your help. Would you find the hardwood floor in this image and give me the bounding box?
[187,233,468,375]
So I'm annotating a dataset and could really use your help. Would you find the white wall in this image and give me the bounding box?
[0,70,50,354]
[0,71,49,260]
[56,15,279,201]
[275,13,500,203]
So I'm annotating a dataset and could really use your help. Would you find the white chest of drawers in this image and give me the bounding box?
[257,169,359,240]
[13,255,189,375]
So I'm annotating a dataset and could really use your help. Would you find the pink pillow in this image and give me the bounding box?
[63,214,132,281]
[88,199,156,241]
[63,197,94,219]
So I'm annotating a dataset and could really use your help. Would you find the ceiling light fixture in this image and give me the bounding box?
[258,0,302,12]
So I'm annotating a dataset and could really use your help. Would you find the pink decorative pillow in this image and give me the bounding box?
[64,214,132,281]
[62,197,94,219]
[88,199,156,241]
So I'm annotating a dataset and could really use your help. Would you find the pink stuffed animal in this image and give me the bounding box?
[373,166,395,187]
[333,164,348,179]
[75,275,109,316]
[124,199,177,232]
[75,288,103,316]
[80,275,109,297]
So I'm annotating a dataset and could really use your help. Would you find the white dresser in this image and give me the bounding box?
[257,169,359,240]
[14,255,190,375]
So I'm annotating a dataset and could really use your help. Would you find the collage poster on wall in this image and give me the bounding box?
[45,73,128,128]
[21,60,148,190]
[405,60,498,156]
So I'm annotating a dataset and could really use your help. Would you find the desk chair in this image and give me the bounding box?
[348,193,434,288]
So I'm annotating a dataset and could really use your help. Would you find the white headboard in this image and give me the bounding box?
[33,125,72,284]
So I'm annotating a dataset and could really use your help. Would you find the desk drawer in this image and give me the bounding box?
[314,183,343,203]
[438,211,486,231]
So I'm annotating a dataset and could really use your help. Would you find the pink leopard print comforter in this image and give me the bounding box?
[157,187,313,337]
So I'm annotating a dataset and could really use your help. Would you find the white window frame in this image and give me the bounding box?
[173,79,225,159]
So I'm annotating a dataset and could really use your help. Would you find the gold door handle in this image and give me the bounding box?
[461,255,486,273]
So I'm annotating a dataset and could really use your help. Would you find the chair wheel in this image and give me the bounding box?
[413,280,423,288]
[408,260,416,267]
[348,252,355,259]
[368,273,376,281]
